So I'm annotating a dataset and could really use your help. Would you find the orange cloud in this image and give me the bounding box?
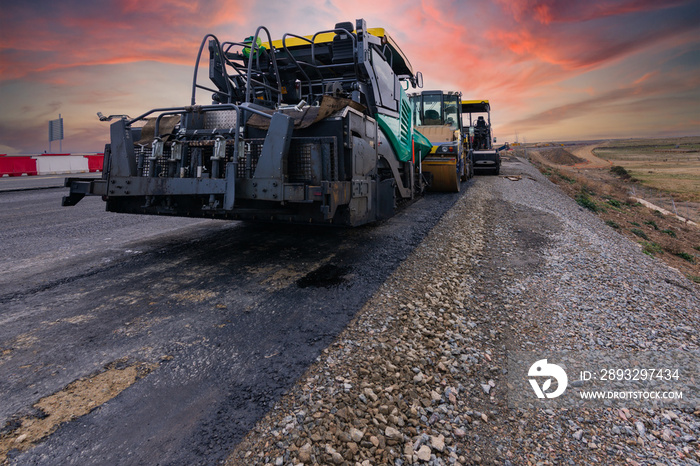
[494,0,692,24]
[1,0,698,153]
[0,0,249,81]
[632,71,656,85]
[533,4,554,24]
[505,70,700,131]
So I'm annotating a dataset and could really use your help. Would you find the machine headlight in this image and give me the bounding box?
[437,144,457,153]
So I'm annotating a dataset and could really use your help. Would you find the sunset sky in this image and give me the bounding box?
[1,0,699,154]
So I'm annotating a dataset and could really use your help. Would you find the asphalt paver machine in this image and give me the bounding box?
[462,100,500,175]
[64,19,435,226]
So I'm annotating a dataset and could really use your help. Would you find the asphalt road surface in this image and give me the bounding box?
[0,173,101,193]
[0,179,467,465]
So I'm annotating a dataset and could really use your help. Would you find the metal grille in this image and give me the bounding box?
[237,140,263,178]
[157,152,171,177]
[288,142,313,182]
[127,136,339,182]
[135,146,152,176]
[327,139,337,180]
[400,97,412,151]
[290,137,337,182]
[135,145,174,177]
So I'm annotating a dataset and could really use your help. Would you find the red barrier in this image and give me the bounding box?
[84,154,104,172]
[0,156,38,176]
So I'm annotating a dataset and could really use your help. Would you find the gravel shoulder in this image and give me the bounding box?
[226,155,700,465]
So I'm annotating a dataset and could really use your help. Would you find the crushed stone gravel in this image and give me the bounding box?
[226,155,700,466]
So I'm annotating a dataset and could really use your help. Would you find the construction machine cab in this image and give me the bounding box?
[203,19,421,116]
[462,100,500,174]
[461,100,493,151]
[408,90,470,191]
[411,91,461,131]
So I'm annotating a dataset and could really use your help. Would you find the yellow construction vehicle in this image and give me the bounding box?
[409,91,470,192]
[462,100,500,175]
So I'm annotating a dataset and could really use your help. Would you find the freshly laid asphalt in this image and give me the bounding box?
[0,177,467,465]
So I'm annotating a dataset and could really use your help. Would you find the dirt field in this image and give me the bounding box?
[592,137,700,203]
[526,138,700,218]
[520,139,700,286]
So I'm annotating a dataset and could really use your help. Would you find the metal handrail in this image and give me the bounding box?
[190,30,285,107]
[188,26,362,109]
[310,28,358,70]
[311,28,359,91]
[243,26,283,105]
[281,33,319,98]
[190,34,232,106]
[281,28,359,102]
[221,41,256,80]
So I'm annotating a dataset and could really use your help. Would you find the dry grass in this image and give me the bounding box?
[523,144,700,286]
[625,164,700,202]
[592,137,700,202]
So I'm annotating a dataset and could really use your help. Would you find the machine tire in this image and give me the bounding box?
[424,163,460,192]
[460,155,468,181]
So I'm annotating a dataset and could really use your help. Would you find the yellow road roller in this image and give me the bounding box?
[409,91,470,192]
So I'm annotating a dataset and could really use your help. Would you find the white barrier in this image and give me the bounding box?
[33,156,90,175]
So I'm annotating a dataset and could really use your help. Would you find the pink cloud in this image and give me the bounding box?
[632,72,657,85]
[1,0,698,152]
[0,0,250,81]
[505,70,700,131]
[494,0,691,24]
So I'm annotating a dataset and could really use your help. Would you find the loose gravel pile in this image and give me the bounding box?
[227,156,700,465]
[533,147,587,166]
